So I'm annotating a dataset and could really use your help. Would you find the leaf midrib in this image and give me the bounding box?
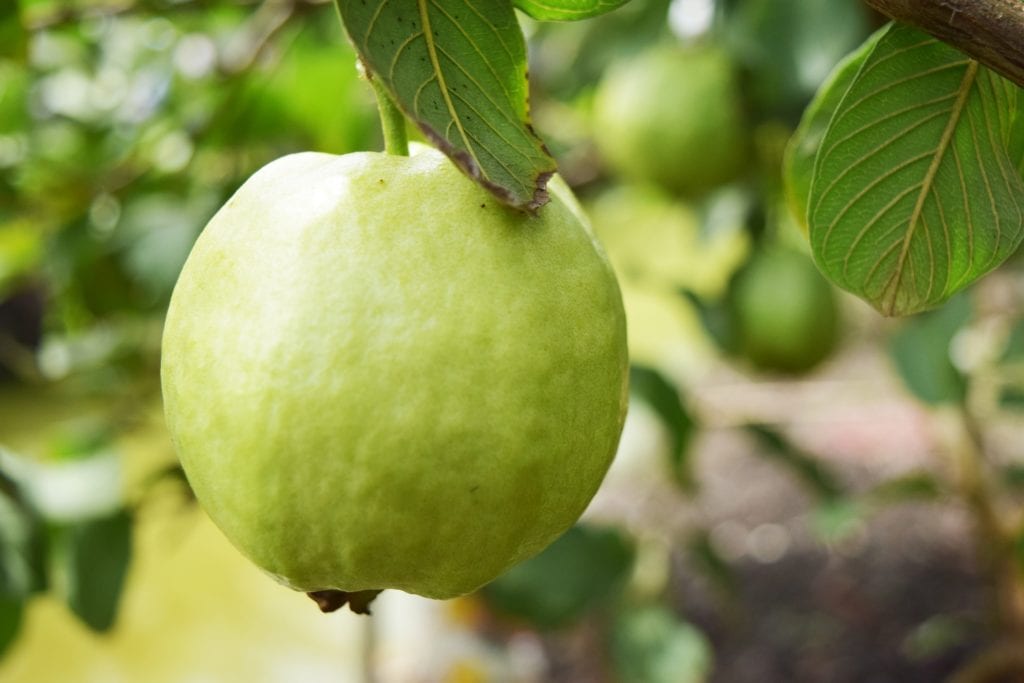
[417,0,483,174]
[881,60,979,315]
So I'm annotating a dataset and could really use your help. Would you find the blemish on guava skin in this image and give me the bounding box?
[470,484,480,493]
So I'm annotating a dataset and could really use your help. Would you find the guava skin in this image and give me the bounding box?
[593,46,748,196]
[729,248,839,374]
[160,148,629,600]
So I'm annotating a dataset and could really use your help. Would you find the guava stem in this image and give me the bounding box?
[368,74,410,157]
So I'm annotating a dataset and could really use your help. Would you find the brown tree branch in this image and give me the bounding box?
[864,0,1024,88]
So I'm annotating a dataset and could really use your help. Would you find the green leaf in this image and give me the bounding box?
[0,4,26,60]
[525,0,671,98]
[0,471,47,599]
[808,23,1024,316]
[0,594,22,658]
[889,294,969,405]
[682,290,738,355]
[866,471,943,503]
[338,0,557,211]
[686,530,736,597]
[1001,315,1024,363]
[513,0,629,21]
[481,524,634,630]
[47,419,114,462]
[999,463,1024,493]
[784,31,881,230]
[746,425,844,501]
[613,606,712,683]
[902,614,972,661]
[1016,528,1024,572]
[63,509,132,632]
[629,365,696,490]
[0,61,29,137]
[1012,91,1024,175]
[1000,316,1024,408]
[810,499,865,542]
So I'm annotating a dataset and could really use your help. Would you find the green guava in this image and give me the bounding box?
[728,247,839,374]
[593,45,748,196]
[160,147,629,600]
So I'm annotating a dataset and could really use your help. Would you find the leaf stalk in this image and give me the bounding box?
[368,72,409,157]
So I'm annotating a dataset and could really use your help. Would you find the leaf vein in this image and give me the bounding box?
[881,61,978,315]
[416,0,483,177]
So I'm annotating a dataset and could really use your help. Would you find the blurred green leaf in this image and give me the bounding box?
[1002,317,1024,363]
[117,193,215,305]
[514,0,630,21]
[629,365,696,490]
[999,387,1024,410]
[0,60,29,132]
[47,419,114,461]
[338,0,556,210]
[482,524,634,630]
[687,529,736,597]
[232,23,374,155]
[18,0,63,28]
[0,471,47,599]
[0,594,22,658]
[526,0,671,98]
[866,471,943,504]
[0,224,42,297]
[1000,463,1024,493]
[687,290,738,354]
[721,0,870,118]
[996,264,1024,409]
[0,4,26,60]
[63,508,132,632]
[613,605,712,683]
[901,614,972,661]
[808,23,1024,316]
[889,294,970,405]
[783,32,878,230]
[746,424,844,501]
[810,499,864,542]
[1015,527,1024,572]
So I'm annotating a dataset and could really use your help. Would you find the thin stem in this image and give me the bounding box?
[951,405,1024,634]
[368,74,409,156]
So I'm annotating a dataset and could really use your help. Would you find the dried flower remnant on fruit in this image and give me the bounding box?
[307,589,383,615]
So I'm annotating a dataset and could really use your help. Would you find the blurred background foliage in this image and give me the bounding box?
[2,0,1024,681]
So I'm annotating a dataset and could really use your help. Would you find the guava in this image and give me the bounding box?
[592,45,748,196]
[160,147,629,601]
[728,247,839,374]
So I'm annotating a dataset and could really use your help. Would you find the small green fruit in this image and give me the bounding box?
[729,248,839,373]
[593,46,748,196]
[161,148,628,600]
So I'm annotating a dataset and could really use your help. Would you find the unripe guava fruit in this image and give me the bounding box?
[593,45,748,196]
[729,247,839,374]
[161,147,629,600]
